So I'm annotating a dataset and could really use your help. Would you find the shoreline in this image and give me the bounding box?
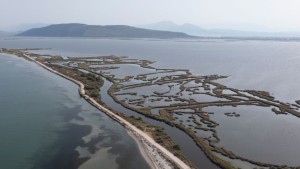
[127,131,157,169]
[2,48,300,168]
[20,53,191,169]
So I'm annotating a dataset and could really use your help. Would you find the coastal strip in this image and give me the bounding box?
[20,53,191,169]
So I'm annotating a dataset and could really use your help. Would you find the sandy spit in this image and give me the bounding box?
[22,53,191,169]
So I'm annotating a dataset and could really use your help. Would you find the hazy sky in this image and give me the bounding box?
[2,0,300,32]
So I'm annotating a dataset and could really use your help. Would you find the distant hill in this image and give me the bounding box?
[139,21,300,37]
[138,21,211,36]
[17,23,196,39]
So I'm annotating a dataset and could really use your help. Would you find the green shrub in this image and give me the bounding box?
[172,145,181,150]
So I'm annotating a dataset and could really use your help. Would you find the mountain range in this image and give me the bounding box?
[11,22,300,38]
[18,23,195,39]
[138,21,300,37]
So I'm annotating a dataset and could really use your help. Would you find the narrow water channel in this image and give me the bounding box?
[100,80,219,169]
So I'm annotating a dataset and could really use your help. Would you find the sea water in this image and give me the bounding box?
[0,53,150,169]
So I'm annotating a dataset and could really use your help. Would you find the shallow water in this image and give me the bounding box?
[100,80,219,169]
[95,64,154,79]
[2,37,300,102]
[0,54,150,169]
[2,37,300,103]
[2,36,300,167]
[205,105,300,166]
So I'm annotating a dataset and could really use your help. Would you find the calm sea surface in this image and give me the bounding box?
[1,36,300,167]
[1,37,300,103]
[0,53,150,169]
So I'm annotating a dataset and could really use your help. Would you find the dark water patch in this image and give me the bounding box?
[106,133,150,169]
[30,124,92,169]
[82,126,151,169]
[85,135,107,154]
[56,104,85,122]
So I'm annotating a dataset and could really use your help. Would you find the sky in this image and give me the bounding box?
[1,0,300,32]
